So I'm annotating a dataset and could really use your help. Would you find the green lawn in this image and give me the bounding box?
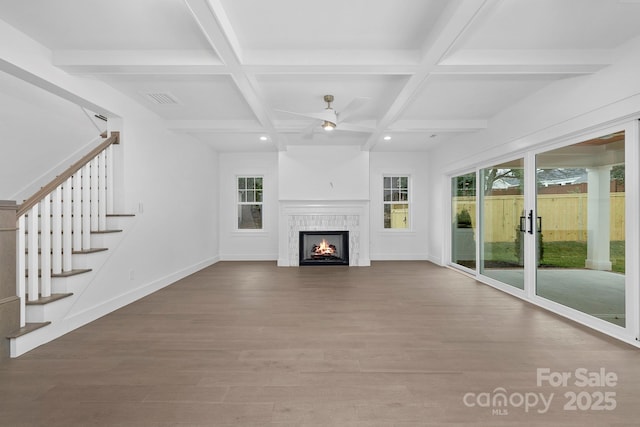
[483,240,625,273]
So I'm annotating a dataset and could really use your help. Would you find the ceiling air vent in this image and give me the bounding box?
[141,92,180,105]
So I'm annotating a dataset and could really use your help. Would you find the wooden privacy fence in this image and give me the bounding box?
[453,193,625,242]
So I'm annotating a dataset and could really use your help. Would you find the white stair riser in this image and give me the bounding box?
[25,252,106,270]
[25,297,72,323]
[51,273,93,294]
[72,250,109,270]
[106,216,134,229]
[90,233,122,248]
[10,324,52,358]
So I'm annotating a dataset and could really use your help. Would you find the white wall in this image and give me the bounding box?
[369,151,429,260]
[427,36,640,265]
[279,146,369,201]
[1,19,219,338]
[0,70,100,200]
[218,152,278,260]
[66,121,219,328]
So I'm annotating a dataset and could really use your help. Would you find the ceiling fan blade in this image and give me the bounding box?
[337,97,371,122]
[276,109,335,122]
[336,122,375,133]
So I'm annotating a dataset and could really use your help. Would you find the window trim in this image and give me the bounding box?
[382,174,412,231]
[236,175,264,231]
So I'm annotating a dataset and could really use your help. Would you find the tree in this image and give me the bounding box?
[482,168,523,195]
[611,164,625,184]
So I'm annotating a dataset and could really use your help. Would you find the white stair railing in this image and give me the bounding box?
[15,132,119,327]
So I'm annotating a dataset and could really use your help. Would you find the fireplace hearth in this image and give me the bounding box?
[299,231,349,266]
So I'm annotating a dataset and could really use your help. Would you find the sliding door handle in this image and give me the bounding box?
[519,215,527,233]
[527,210,534,235]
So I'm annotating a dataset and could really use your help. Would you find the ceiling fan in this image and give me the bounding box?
[277,94,373,136]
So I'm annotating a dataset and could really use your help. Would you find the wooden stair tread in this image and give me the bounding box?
[26,268,92,278]
[6,322,51,339]
[29,213,136,217]
[27,248,108,255]
[26,229,122,234]
[72,248,108,254]
[52,269,92,278]
[25,293,73,306]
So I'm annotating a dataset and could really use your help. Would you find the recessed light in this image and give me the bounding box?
[259,136,268,141]
[383,135,392,141]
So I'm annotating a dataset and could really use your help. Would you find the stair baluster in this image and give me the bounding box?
[13,132,120,333]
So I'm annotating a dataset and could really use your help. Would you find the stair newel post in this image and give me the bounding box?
[106,144,114,215]
[72,172,82,251]
[51,187,62,275]
[17,215,26,327]
[98,150,107,231]
[27,204,39,302]
[40,196,51,298]
[62,178,73,272]
[90,157,99,232]
[81,164,91,250]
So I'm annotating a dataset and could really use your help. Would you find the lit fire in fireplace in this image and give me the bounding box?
[312,239,337,257]
[299,231,349,265]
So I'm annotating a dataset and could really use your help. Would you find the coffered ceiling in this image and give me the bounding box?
[1,0,639,152]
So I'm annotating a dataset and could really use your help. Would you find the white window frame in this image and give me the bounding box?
[382,174,411,231]
[236,175,264,230]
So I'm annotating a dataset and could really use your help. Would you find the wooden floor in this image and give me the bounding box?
[1,261,640,426]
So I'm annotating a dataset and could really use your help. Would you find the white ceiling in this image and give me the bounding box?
[1,0,639,153]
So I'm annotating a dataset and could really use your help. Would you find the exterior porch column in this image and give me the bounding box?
[585,166,612,271]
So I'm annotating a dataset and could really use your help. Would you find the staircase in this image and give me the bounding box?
[6,132,134,357]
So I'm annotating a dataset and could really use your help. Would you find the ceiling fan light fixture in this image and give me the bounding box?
[322,120,336,131]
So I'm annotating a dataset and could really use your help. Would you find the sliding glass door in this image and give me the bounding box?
[535,131,626,326]
[451,173,477,269]
[479,158,526,290]
[450,125,634,335]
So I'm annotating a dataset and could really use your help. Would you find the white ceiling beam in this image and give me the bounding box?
[434,48,612,76]
[432,64,607,76]
[51,49,417,76]
[52,48,608,77]
[243,49,420,67]
[389,119,488,132]
[185,0,283,149]
[204,0,245,63]
[245,64,417,76]
[363,0,496,151]
[166,119,263,132]
[441,48,613,66]
[53,49,228,75]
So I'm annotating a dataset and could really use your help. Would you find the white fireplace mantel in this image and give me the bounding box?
[278,200,370,266]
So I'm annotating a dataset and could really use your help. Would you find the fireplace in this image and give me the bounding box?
[299,231,349,266]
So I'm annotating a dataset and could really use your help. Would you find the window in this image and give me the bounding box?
[383,176,409,229]
[237,176,263,229]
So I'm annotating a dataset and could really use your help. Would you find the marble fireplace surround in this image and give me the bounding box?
[278,200,370,267]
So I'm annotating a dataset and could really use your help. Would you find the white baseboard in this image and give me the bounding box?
[220,254,277,261]
[370,253,430,261]
[426,253,443,266]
